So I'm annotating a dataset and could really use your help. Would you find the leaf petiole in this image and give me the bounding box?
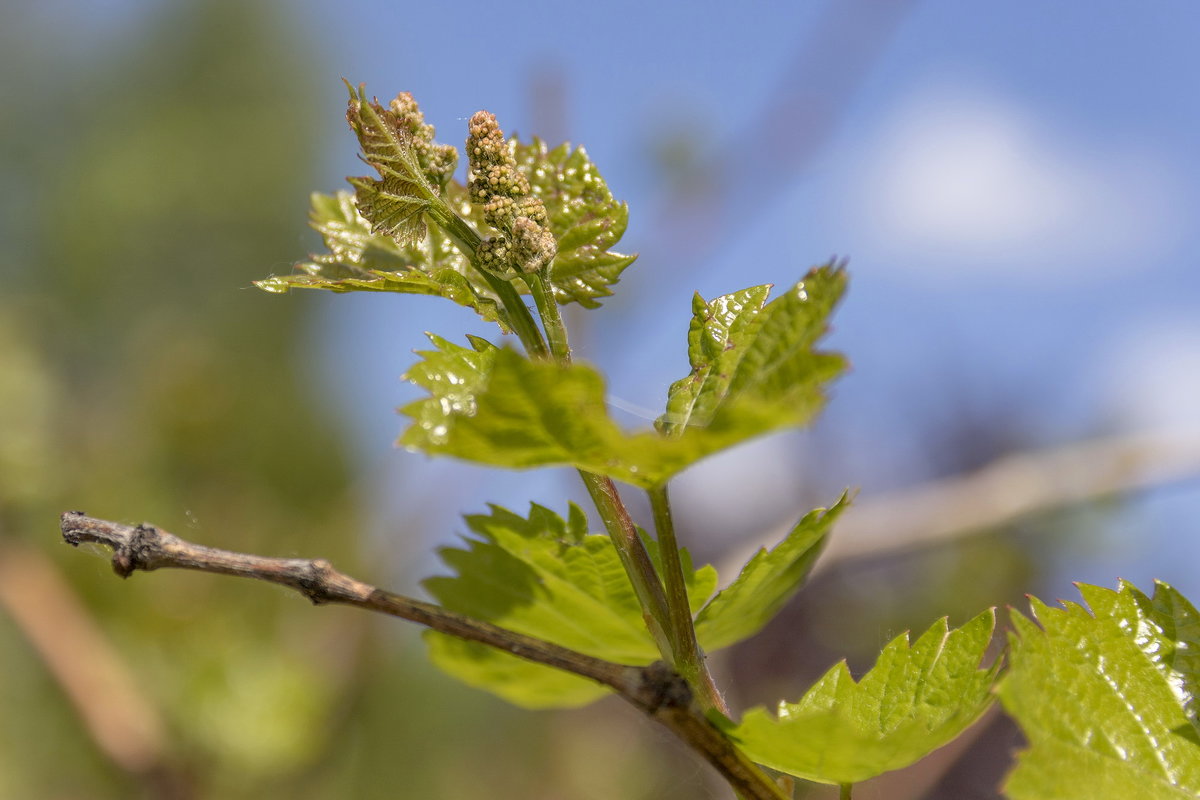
[526,270,571,363]
[649,484,727,713]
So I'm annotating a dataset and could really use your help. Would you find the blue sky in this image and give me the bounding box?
[294,0,1200,595]
[42,0,1200,595]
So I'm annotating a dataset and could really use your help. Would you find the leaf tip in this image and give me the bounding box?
[253,277,289,294]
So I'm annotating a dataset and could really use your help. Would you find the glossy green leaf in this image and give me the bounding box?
[658,284,773,436]
[421,502,722,709]
[731,610,998,785]
[1000,582,1200,799]
[399,339,756,485]
[256,192,509,330]
[399,265,845,487]
[694,495,847,652]
[660,265,846,437]
[421,502,659,708]
[399,340,644,476]
[510,139,637,307]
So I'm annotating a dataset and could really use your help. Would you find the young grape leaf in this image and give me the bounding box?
[401,333,500,445]
[398,340,769,485]
[424,634,611,709]
[511,139,637,307]
[343,82,436,245]
[658,284,773,436]
[256,192,510,331]
[999,582,1200,800]
[422,502,660,708]
[659,265,847,437]
[730,610,998,785]
[398,338,636,469]
[399,265,846,487]
[348,174,428,245]
[694,495,847,652]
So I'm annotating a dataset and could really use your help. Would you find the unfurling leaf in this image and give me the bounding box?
[694,495,847,652]
[399,340,634,473]
[1000,581,1200,800]
[255,192,510,331]
[343,82,441,246]
[348,174,428,245]
[731,610,998,785]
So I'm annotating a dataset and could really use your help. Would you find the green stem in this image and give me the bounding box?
[526,271,571,363]
[425,204,549,360]
[840,783,853,800]
[509,258,674,665]
[426,201,674,675]
[579,471,674,660]
[648,485,727,713]
[427,198,717,724]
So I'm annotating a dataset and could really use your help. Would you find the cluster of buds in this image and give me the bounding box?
[388,91,458,188]
[467,111,557,275]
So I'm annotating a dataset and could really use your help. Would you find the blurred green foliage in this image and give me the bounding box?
[0,1,364,796]
[0,3,713,798]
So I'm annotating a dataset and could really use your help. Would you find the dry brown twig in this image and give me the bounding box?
[59,511,790,800]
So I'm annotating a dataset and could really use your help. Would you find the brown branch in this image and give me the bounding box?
[59,512,789,800]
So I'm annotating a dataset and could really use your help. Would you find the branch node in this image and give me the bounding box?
[640,661,693,713]
[300,559,336,604]
[60,511,87,547]
[113,524,155,579]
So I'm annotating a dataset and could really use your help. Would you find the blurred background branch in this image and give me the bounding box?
[719,429,1200,578]
[0,538,185,797]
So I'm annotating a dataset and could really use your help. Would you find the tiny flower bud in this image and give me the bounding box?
[383,91,458,187]
[511,216,558,274]
[466,109,559,275]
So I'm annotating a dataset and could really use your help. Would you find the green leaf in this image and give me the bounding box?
[421,502,664,708]
[399,337,673,483]
[399,265,846,487]
[999,582,1200,799]
[658,284,773,435]
[731,610,998,785]
[424,635,610,709]
[422,502,719,710]
[660,266,847,437]
[694,495,847,652]
[298,190,413,276]
[348,174,428,245]
[343,82,436,244]
[256,192,510,331]
[510,139,637,307]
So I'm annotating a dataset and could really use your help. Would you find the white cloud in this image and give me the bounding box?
[845,84,1181,280]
